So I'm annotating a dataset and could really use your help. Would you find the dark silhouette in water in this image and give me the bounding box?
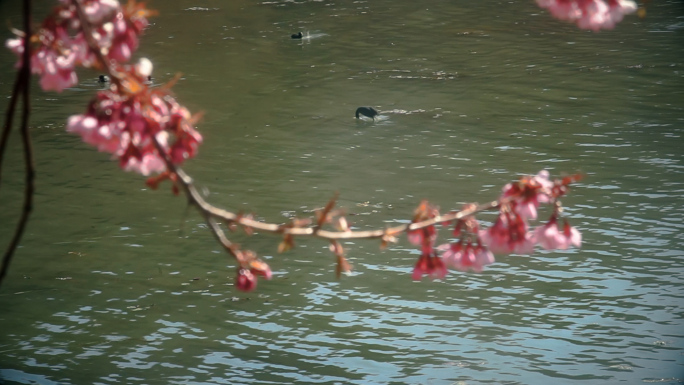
[355,106,379,120]
[291,32,303,39]
[99,75,151,83]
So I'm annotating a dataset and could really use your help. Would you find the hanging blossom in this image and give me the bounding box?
[479,172,582,255]
[5,0,153,92]
[536,0,638,31]
[500,170,554,220]
[479,209,536,255]
[410,173,582,279]
[235,257,273,292]
[412,249,448,281]
[66,59,203,176]
[408,201,448,280]
[437,206,496,273]
[532,214,582,250]
[441,240,495,273]
[6,1,202,176]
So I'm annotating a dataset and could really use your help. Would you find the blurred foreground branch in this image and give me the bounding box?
[0,0,34,286]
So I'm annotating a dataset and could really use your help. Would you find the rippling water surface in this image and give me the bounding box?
[1,0,683,384]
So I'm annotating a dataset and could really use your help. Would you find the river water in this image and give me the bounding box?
[1,0,683,384]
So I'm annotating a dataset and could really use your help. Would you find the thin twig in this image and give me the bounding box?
[0,72,23,189]
[0,0,33,287]
[163,155,501,250]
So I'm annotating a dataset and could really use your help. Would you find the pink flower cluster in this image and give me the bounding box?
[408,201,448,280]
[479,210,535,255]
[532,215,582,250]
[479,171,582,254]
[410,172,583,280]
[67,59,202,175]
[412,249,448,281]
[441,241,495,273]
[5,0,151,92]
[536,0,638,31]
[88,0,150,63]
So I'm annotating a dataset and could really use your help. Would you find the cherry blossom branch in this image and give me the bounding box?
[159,139,508,245]
[2,0,590,291]
[153,144,523,291]
[154,144,583,289]
[0,0,34,286]
[167,158,501,240]
[150,133,504,271]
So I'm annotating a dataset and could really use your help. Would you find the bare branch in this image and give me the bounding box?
[0,0,34,287]
[160,152,502,250]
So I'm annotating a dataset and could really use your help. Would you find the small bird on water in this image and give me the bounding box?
[355,106,379,120]
[291,32,303,39]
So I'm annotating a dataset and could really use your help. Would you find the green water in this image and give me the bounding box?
[1,0,683,384]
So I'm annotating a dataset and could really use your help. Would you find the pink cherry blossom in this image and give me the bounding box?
[412,251,448,281]
[6,36,79,92]
[471,244,495,272]
[236,268,257,292]
[441,241,463,268]
[479,211,535,255]
[409,222,442,280]
[71,34,97,67]
[67,81,202,175]
[532,217,582,250]
[83,0,119,24]
[122,146,166,176]
[107,3,150,63]
[36,49,79,92]
[170,129,203,164]
[66,114,122,153]
[408,226,436,246]
[235,259,273,291]
[442,240,494,273]
[501,170,553,220]
[108,15,135,62]
[562,221,582,248]
[537,0,637,31]
[441,241,495,273]
[5,0,154,92]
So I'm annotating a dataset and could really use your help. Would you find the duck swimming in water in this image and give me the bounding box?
[355,106,379,120]
[291,32,303,39]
